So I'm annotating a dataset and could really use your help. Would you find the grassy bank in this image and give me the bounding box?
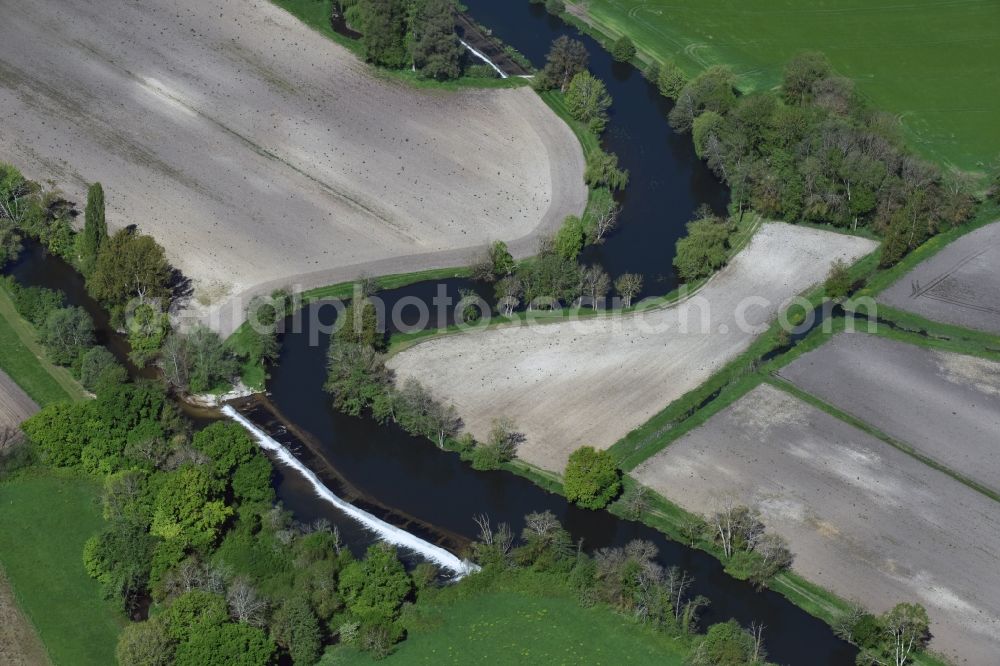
[324,570,688,664]
[0,470,122,665]
[0,286,86,406]
[565,0,999,173]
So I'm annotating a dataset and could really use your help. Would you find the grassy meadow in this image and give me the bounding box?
[575,0,1000,172]
[0,471,122,665]
[325,576,687,665]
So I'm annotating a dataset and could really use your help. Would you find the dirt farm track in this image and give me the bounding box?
[0,0,586,335]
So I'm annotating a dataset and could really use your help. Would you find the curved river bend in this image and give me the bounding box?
[261,3,855,663]
[7,3,857,662]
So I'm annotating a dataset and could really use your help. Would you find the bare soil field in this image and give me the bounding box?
[389,223,876,471]
[633,383,1000,664]
[779,332,1000,492]
[0,0,587,336]
[880,222,1000,334]
[0,371,38,430]
[0,568,48,666]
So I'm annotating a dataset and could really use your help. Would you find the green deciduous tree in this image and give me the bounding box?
[673,217,735,281]
[782,51,833,106]
[116,618,175,666]
[564,446,622,509]
[566,71,613,134]
[89,228,172,317]
[411,0,462,80]
[127,301,169,365]
[232,454,275,504]
[270,595,323,666]
[159,325,239,394]
[79,346,127,393]
[41,306,94,365]
[857,603,930,666]
[151,466,232,550]
[584,150,629,191]
[360,0,409,68]
[471,240,517,283]
[339,543,412,635]
[325,340,390,416]
[669,65,737,132]
[174,622,275,666]
[687,619,772,665]
[193,422,256,477]
[553,215,585,260]
[536,36,588,92]
[657,60,688,99]
[164,590,230,641]
[21,401,93,467]
[824,259,852,300]
[611,36,636,62]
[83,518,155,610]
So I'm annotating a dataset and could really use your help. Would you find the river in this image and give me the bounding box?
[4,2,858,661]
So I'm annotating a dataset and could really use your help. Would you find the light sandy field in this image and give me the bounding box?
[880,222,1000,334]
[389,223,876,471]
[0,0,587,336]
[633,383,1000,665]
[779,332,1000,492]
[0,371,38,431]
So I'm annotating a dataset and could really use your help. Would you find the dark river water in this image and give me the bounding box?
[3,3,857,662]
[461,1,730,297]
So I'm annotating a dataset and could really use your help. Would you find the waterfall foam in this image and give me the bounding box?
[222,405,477,578]
[459,39,508,78]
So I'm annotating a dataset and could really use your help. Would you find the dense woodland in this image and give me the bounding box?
[656,52,977,268]
[338,0,481,81]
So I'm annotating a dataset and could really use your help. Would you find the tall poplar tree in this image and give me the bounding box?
[80,182,107,274]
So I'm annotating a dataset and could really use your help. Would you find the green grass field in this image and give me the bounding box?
[0,287,86,406]
[576,0,1000,172]
[326,585,687,664]
[0,471,122,665]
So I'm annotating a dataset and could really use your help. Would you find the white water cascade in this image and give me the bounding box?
[222,405,478,578]
[459,39,508,79]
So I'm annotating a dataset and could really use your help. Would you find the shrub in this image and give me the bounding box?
[553,215,585,260]
[470,418,520,470]
[3,278,64,328]
[584,151,629,191]
[673,217,735,281]
[611,36,636,62]
[564,446,622,509]
[824,259,852,300]
[657,60,687,98]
